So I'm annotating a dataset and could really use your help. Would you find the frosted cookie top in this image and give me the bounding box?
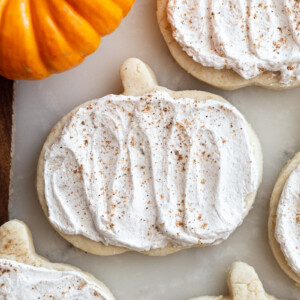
[275,164,300,275]
[44,90,260,251]
[167,0,300,86]
[0,259,112,299]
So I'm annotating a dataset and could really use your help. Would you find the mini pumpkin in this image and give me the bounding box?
[0,0,134,80]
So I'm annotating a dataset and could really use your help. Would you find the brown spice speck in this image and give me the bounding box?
[176,221,183,227]
[130,136,135,147]
[77,282,87,290]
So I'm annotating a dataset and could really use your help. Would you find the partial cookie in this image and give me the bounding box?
[0,220,115,299]
[189,262,278,300]
[157,0,300,90]
[37,58,263,256]
[268,151,300,286]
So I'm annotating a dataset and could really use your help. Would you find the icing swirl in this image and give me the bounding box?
[44,91,260,251]
[167,0,300,85]
[0,259,113,299]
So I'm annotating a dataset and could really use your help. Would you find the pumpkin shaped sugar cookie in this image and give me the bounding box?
[0,220,115,299]
[37,58,263,256]
[0,0,134,80]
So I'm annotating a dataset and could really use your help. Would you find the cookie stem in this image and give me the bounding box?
[120,58,158,96]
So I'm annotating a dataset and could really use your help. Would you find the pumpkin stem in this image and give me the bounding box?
[0,220,36,264]
[120,58,158,96]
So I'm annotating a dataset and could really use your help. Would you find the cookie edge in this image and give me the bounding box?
[268,151,300,286]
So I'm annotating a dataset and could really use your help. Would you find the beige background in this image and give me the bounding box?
[11,0,300,299]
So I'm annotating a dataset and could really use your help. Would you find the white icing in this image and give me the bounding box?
[167,0,300,85]
[0,259,113,299]
[275,164,300,275]
[44,91,260,251]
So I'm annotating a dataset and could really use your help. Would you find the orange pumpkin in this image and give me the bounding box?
[0,0,135,80]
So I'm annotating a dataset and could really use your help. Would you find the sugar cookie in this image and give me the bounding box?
[37,58,262,255]
[157,0,300,90]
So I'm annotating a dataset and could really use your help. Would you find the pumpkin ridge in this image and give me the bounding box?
[0,0,9,23]
[63,0,115,36]
[29,0,85,73]
[110,0,135,17]
[64,0,123,36]
[22,0,49,78]
[46,0,100,57]
[27,0,53,72]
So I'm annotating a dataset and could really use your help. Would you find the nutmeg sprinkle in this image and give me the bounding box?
[44,91,259,251]
[168,0,300,85]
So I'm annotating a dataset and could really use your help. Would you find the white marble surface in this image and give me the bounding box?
[11,1,300,299]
